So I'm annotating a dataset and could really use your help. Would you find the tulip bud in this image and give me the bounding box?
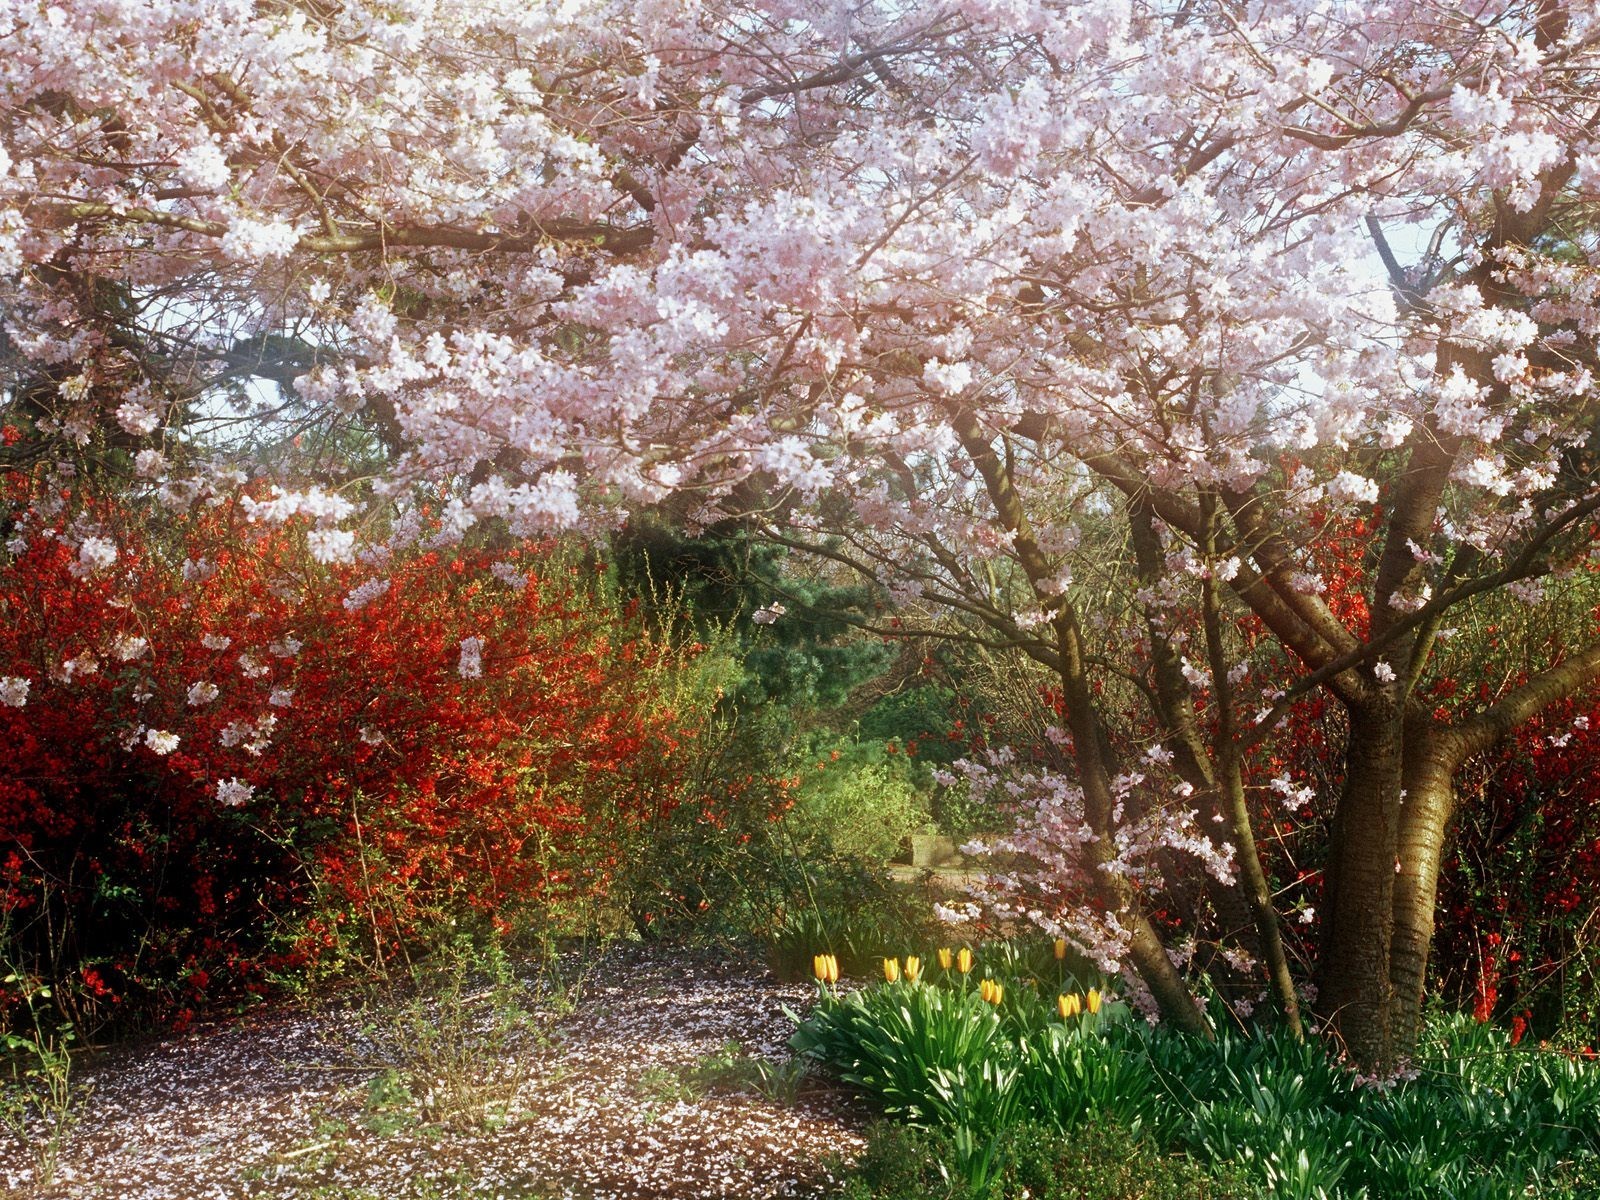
[904,955,922,982]
[824,954,839,983]
[980,978,1004,1005]
[1058,992,1081,1018]
[883,956,901,983]
[957,947,974,974]
[813,954,830,983]
[1087,988,1102,1014]
[1053,938,1067,961]
[938,947,954,970]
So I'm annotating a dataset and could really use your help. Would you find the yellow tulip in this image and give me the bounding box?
[957,947,974,974]
[883,956,901,983]
[904,955,923,982]
[1087,988,1102,1014]
[1058,992,1082,1019]
[812,953,839,984]
[1053,938,1068,961]
[938,947,954,970]
[980,978,1004,1005]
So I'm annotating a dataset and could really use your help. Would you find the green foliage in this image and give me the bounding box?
[988,1120,1258,1200]
[1545,1153,1600,1199]
[857,686,967,766]
[1015,1022,1158,1136]
[1363,1014,1600,1198]
[827,1121,973,1200]
[612,519,893,710]
[793,981,1017,1134]
[788,736,931,862]
[640,1039,811,1108]
[827,1119,1256,1200]
[852,686,1003,840]
[795,942,1600,1199]
[346,932,538,1132]
[764,858,938,979]
[792,953,1140,1186]
[1141,1011,1600,1198]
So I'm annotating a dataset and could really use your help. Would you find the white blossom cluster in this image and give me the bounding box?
[0,676,29,707]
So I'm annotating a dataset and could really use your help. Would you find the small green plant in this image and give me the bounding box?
[348,932,536,1132]
[636,1041,812,1110]
[636,1062,704,1106]
[745,1054,810,1105]
[360,1068,419,1136]
[1,967,90,1188]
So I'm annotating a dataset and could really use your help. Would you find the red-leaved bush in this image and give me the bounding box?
[1,478,699,1031]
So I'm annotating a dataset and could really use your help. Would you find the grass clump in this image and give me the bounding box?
[829,1119,1254,1200]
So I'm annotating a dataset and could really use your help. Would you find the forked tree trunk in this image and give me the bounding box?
[1318,706,1466,1071]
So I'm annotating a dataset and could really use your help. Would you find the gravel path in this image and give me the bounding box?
[0,948,870,1199]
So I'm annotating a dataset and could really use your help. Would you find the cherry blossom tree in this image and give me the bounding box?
[4,0,1600,1070]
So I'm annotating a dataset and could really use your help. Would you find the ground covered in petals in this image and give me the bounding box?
[1,948,868,1200]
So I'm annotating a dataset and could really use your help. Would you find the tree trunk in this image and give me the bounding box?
[1389,721,1462,1056]
[1317,701,1406,1072]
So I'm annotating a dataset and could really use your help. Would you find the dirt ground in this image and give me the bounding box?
[0,947,871,1200]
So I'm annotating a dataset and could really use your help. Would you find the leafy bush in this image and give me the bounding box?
[0,484,713,1032]
[788,736,930,864]
[345,933,535,1131]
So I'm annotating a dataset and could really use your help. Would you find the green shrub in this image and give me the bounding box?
[344,932,536,1132]
[787,736,931,863]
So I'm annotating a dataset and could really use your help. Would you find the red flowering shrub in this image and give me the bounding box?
[1435,695,1600,1042]
[0,480,703,1031]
